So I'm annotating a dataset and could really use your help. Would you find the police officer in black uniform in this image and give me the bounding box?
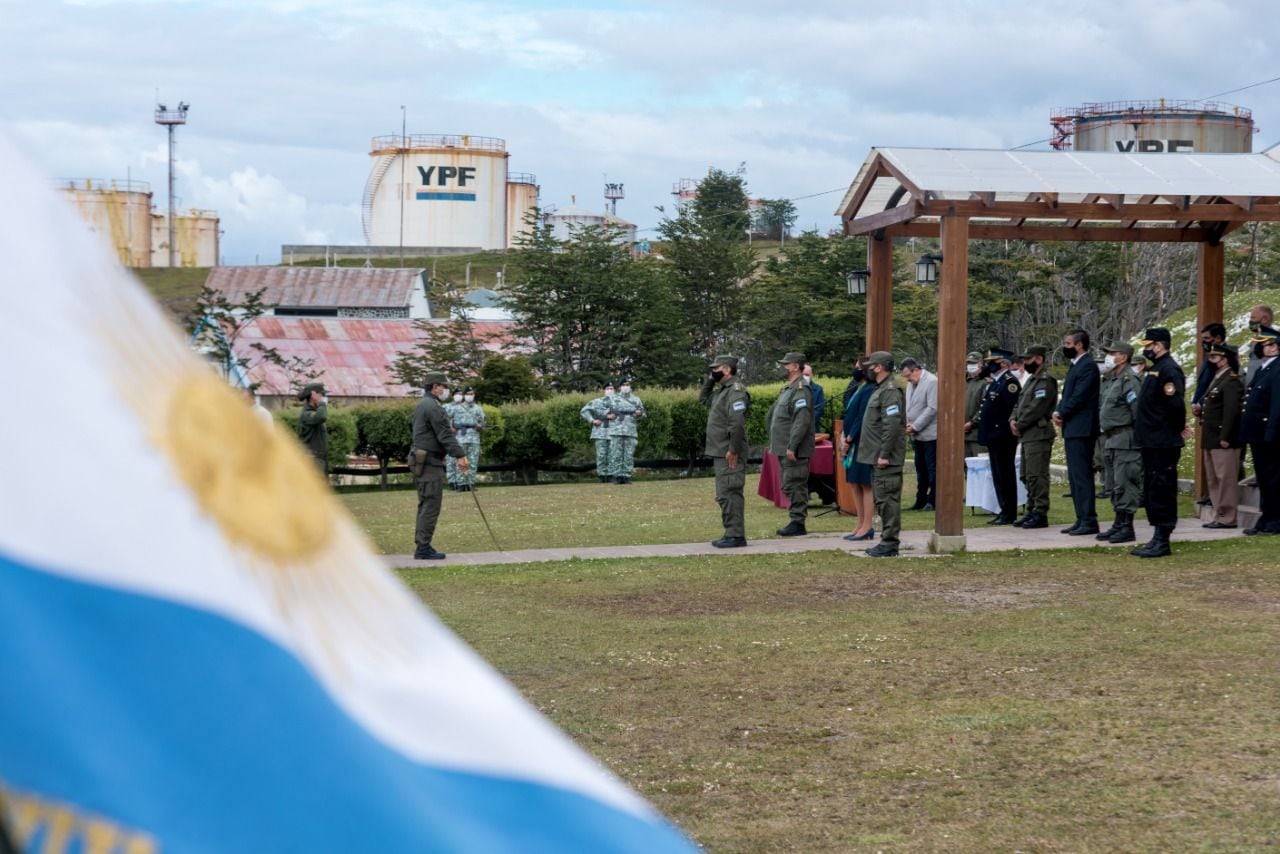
[1132,328,1186,557]
[1240,326,1280,535]
[975,348,1022,525]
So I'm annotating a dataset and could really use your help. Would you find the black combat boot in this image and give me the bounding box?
[1022,513,1048,529]
[1096,514,1122,540]
[1133,525,1172,557]
[1012,512,1033,528]
[777,521,807,537]
[1107,511,1136,543]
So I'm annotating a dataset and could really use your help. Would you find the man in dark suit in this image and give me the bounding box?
[1240,327,1280,535]
[1053,327,1101,535]
[976,348,1022,525]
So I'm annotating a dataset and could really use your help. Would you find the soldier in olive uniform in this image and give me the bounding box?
[701,355,751,548]
[964,351,987,458]
[857,351,906,557]
[410,372,469,560]
[605,380,645,484]
[581,382,614,482]
[975,348,1022,524]
[1132,328,1186,558]
[449,387,486,492]
[1096,342,1144,543]
[1010,346,1058,528]
[296,382,329,475]
[768,351,815,536]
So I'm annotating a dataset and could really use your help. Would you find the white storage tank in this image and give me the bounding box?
[364,134,509,251]
[506,172,540,248]
[545,203,636,245]
[1050,99,1255,153]
[152,209,220,267]
[58,178,153,267]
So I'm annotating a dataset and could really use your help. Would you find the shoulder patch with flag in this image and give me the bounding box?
[0,136,693,853]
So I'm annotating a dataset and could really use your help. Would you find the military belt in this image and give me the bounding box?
[1104,425,1133,438]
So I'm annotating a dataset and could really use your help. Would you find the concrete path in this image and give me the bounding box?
[383,517,1244,568]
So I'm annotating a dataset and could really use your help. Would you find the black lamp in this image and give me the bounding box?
[846,269,869,296]
[915,253,941,285]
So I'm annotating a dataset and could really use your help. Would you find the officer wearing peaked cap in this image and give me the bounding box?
[1132,328,1185,557]
[1011,345,1057,528]
[768,351,815,536]
[964,351,987,457]
[1096,341,1143,543]
[702,355,751,548]
[1240,326,1280,534]
[975,348,1021,524]
[857,351,906,557]
[410,371,468,560]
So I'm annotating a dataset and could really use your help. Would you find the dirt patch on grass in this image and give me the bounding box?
[1198,591,1280,613]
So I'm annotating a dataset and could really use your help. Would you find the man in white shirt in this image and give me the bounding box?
[900,357,938,511]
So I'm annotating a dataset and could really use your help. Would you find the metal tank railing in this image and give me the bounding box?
[369,134,507,153]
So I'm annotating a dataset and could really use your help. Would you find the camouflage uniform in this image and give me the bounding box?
[581,395,612,479]
[449,399,486,488]
[605,388,645,482]
[443,397,462,488]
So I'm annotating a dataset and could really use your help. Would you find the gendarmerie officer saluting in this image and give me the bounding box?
[1131,328,1186,558]
[975,348,1021,525]
[1240,326,1280,535]
[857,351,906,557]
[1010,345,1057,529]
[701,355,751,548]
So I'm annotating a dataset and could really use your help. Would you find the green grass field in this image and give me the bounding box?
[403,542,1280,850]
[339,473,1196,555]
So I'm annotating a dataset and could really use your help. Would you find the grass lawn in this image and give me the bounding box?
[341,473,1197,554]
[401,542,1280,851]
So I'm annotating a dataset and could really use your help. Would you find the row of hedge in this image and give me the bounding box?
[274,375,850,475]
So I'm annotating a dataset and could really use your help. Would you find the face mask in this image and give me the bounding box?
[1062,346,1077,360]
[1249,321,1261,333]
[802,375,811,385]
[604,388,615,397]
[1131,365,1142,375]
[620,385,632,395]
[1141,348,1157,362]
[852,369,866,383]
[438,387,451,401]
[1024,361,1039,375]
[452,393,463,403]
[1103,354,1116,371]
[464,395,475,403]
[966,363,981,377]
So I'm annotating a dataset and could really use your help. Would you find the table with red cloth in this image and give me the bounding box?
[757,440,836,509]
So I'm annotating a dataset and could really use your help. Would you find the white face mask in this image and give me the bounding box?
[967,363,980,377]
[437,387,451,401]
[1131,366,1141,376]
[604,388,614,397]
[452,393,463,403]
[620,385,632,395]
[1103,354,1116,371]
[464,395,475,403]
[802,375,811,385]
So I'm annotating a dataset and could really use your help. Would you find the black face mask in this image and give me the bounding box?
[1254,343,1266,359]
[1062,346,1077,361]
[710,369,725,381]
[1024,360,1040,374]
[1249,321,1261,333]
[851,368,866,383]
[1142,348,1157,362]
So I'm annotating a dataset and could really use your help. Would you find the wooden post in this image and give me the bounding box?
[1194,240,1225,502]
[867,234,893,353]
[932,213,969,553]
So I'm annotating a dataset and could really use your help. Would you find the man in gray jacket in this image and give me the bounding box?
[901,358,937,510]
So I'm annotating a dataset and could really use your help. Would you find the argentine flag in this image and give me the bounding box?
[0,136,693,852]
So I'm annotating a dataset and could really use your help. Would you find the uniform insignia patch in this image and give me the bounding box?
[1007,381,1018,394]
[1163,382,1176,396]
[1034,389,1046,399]
[732,401,746,411]
[885,404,901,417]
[1126,390,1137,403]
[794,399,807,409]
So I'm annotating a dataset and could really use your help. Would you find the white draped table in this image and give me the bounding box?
[965,455,1027,514]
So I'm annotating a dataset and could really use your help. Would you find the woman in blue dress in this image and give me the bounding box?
[840,357,876,540]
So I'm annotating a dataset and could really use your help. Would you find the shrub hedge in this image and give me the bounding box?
[275,375,847,473]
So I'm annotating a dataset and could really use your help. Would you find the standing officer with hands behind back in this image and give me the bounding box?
[857,351,906,557]
[410,372,469,561]
[702,355,751,548]
[975,348,1021,525]
[1010,346,1057,529]
[1132,328,1186,558]
[768,352,815,536]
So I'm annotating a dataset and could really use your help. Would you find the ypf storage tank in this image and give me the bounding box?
[364,134,509,251]
[1050,99,1255,153]
[151,210,220,267]
[58,178,153,267]
[506,172,540,249]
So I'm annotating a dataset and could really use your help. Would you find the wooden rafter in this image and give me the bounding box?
[1065,193,1100,228]
[885,221,1210,243]
[1121,194,1158,228]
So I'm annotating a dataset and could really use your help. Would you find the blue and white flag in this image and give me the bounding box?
[0,136,693,853]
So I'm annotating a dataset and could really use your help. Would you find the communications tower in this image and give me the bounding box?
[154,101,189,268]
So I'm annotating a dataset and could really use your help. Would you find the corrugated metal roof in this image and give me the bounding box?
[237,317,517,398]
[838,147,1280,221]
[206,266,425,309]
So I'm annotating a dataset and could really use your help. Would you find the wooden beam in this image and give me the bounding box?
[910,198,1280,223]
[1175,195,1213,229]
[838,155,888,226]
[1194,240,1225,503]
[1065,193,1100,228]
[1121,194,1158,228]
[970,191,996,207]
[876,156,925,200]
[1224,196,1256,212]
[887,222,1213,243]
[932,214,969,552]
[866,234,893,353]
[842,200,921,236]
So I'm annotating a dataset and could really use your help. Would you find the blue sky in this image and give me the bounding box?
[2,0,1278,264]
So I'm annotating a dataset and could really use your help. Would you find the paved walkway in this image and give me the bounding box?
[383,517,1244,567]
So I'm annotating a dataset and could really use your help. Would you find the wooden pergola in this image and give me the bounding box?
[837,146,1280,553]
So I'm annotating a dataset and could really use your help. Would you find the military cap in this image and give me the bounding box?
[1102,341,1133,357]
[1138,327,1172,346]
[1249,326,1280,344]
[1204,342,1236,356]
[1132,354,1148,367]
[421,371,449,387]
[1020,345,1048,360]
[297,382,326,400]
[966,351,984,362]
[865,350,894,368]
[777,351,806,366]
[710,354,739,369]
[984,347,1015,362]
[602,379,615,388]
